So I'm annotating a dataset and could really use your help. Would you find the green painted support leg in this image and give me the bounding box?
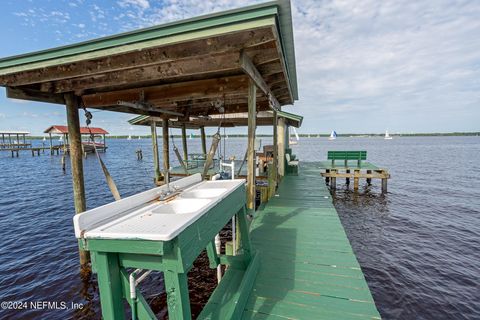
[206,240,219,269]
[237,206,253,262]
[94,252,125,320]
[164,270,192,320]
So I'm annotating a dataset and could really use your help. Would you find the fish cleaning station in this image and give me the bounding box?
[0,0,381,319]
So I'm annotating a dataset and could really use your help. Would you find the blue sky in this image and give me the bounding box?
[0,0,479,135]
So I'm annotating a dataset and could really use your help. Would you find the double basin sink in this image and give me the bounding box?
[82,179,244,241]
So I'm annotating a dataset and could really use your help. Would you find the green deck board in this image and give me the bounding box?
[253,278,375,302]
[241,162,381,319]
[245,296,379,320]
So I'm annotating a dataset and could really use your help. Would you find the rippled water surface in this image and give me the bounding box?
[0,136,479,319]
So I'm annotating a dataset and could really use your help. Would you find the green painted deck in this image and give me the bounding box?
[318,161,380,170]
[242,162,381,319]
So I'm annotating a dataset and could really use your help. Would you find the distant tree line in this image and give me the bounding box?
[26,132,480,139]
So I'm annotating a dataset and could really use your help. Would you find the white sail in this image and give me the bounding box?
[384,130,393,140]
[289,127,299,145]
[127,134,132,140]
[328,130,337,140]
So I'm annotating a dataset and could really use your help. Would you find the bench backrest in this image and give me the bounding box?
[327,151,367,160]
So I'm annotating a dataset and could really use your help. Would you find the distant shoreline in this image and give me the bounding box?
[24,132,480,139]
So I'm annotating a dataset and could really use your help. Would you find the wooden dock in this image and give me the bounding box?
[243,162,381,319]
[319,161,390,193]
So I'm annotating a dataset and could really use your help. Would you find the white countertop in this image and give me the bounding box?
[73,174,245,241]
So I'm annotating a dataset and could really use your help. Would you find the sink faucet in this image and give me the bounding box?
[159,169,182,201]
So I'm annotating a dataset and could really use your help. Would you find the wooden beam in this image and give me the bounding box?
[7,87,65,105]
[200,126,207,155]
[65,93,89,265]
[181,124,188,161]
[240,51,280,110]
[273,110,278,186]
[82,75,249,108]
[117,101,183,117]
[151,121,161,183]
[277,117,285,178]
[247,79,256,211]
[0,28,275,87]
[42,52,242,93]
[162,117,169,182]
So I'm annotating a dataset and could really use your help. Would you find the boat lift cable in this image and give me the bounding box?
[82,105,121,201]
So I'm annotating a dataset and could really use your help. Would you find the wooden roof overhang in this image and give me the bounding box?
[128,109,303,129]
[0,0,298,119]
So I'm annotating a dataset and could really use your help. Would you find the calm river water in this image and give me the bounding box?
[0,136,479,319]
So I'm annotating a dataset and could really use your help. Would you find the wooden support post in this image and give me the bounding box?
[354,169,360,191]
[181,124,188,161]
[382,172,388,193]
[331,169,337,189]
[150,121,161,182]
[37,148,40,156]
[31,149,34,157]
[346,169,350,185]
[272,110,278,187]
[325,169,330,184]
[366,170,372,185]
[65,93,89,265]
[277,118,285,179]
[162,117,169,182]
[247,79,256,211]
[200,126,207,156]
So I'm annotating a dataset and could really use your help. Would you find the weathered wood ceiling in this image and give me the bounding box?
[1,25,293,118]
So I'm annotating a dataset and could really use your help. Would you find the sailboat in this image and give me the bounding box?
[289,127,300,145]
[138,136,141,140]
[328,130,337,140]
[384,130,393,140]
[43,136,46,142]
[189,133,193,140]
[127,134,132,140]
[58,135,63,142]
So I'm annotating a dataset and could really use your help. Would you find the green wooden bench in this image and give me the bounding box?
[328,151,367,167]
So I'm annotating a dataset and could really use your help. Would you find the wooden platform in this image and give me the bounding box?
[242,162,381,319]
[317,161,379,170]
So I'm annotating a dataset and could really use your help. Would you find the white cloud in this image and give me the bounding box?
[5,0,480,133]
[117,0,150,10]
